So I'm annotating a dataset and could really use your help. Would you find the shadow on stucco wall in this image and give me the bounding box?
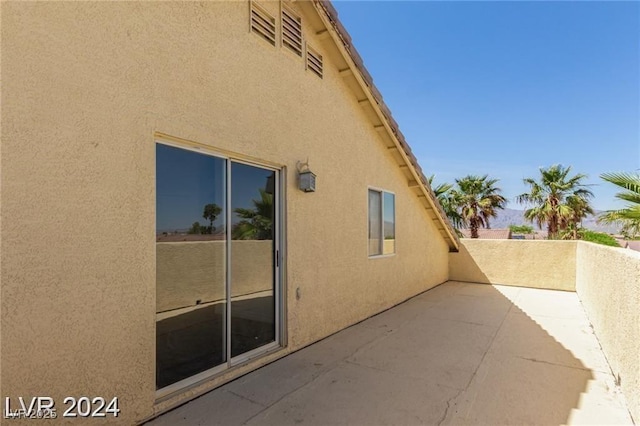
[448,242,490,284]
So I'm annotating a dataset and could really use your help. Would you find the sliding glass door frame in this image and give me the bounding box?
[155,139,284,400]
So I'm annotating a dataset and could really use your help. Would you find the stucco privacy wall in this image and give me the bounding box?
[449,240,577,291]
[2,1,450,423]
[576,242,640,422]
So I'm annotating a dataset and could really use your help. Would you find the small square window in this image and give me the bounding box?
[368,189,395,256]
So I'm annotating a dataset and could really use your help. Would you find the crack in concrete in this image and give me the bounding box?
[515,356,595,372]
[240,295,459,425]
[241,330,396,425]
[511,311,583,320]
[436,300,516,426]
[242,307,468,426]
[436,389,464,426]
[240,368,330,426]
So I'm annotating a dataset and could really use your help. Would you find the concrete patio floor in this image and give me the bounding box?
[149,281,633,425]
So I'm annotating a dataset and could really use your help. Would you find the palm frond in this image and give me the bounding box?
[599,172,640,236]
[615,192,640,205]
[600,172,640,195]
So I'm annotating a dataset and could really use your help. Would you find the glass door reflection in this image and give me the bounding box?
[155,144,227,390]
[230,162,277,359]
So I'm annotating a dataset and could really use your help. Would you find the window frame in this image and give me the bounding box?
[368,186,396,258]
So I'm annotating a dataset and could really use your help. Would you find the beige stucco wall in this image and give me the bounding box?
[1,1,449,423]
[575,242,640,422]
[449,240,577,291]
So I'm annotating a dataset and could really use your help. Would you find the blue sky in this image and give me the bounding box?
[332,1,639,210]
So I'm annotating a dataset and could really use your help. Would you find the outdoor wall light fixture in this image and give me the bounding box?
[297,159,316,192]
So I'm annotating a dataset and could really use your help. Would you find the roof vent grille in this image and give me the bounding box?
[250,1,276,46]
[306,45,323,78]
[282,6,303,56]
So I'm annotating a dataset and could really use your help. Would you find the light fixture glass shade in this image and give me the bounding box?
[299,170,316,192]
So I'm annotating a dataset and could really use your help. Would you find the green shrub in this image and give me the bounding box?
[580,230,620,247]
[509,224,534,234]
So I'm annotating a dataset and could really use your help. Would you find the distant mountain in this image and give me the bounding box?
[487,208,621,234]
[486,208,529,229]
[581,211,621,234]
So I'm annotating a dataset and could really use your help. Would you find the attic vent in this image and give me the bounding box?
[250,1,276,46]
[306,45,323,78]
[282,6,302,56]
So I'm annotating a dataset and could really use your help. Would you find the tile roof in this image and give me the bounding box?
[626,241,640,252]
[460,229,512,240]
[615,238,628,248]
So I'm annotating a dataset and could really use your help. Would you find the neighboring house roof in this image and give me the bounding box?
[626,241,640,252]
[460,229,512,240]
[311,1,459,252]
[615,238,629,248]
[522,231,548,240]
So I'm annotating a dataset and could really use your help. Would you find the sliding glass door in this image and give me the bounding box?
[230,162,277,360]
[155,143,280,392]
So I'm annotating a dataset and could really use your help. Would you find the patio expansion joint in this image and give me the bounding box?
[423,313,499,329]
[225,390,266,408]
[239,332,394,425]
[343,359,466,392]
[340,358,400,375]
[436,299,515,426]
[239,372,330,425]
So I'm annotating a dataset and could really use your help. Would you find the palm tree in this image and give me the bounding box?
[517,165,593,239]
[561,195,595,240]
[428,175,462,229]
[232,189,273,240]
[203,203,222,234]
[599,172,640,238]
[450,175,506,238]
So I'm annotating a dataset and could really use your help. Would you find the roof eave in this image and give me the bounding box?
[311,0,460,252]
